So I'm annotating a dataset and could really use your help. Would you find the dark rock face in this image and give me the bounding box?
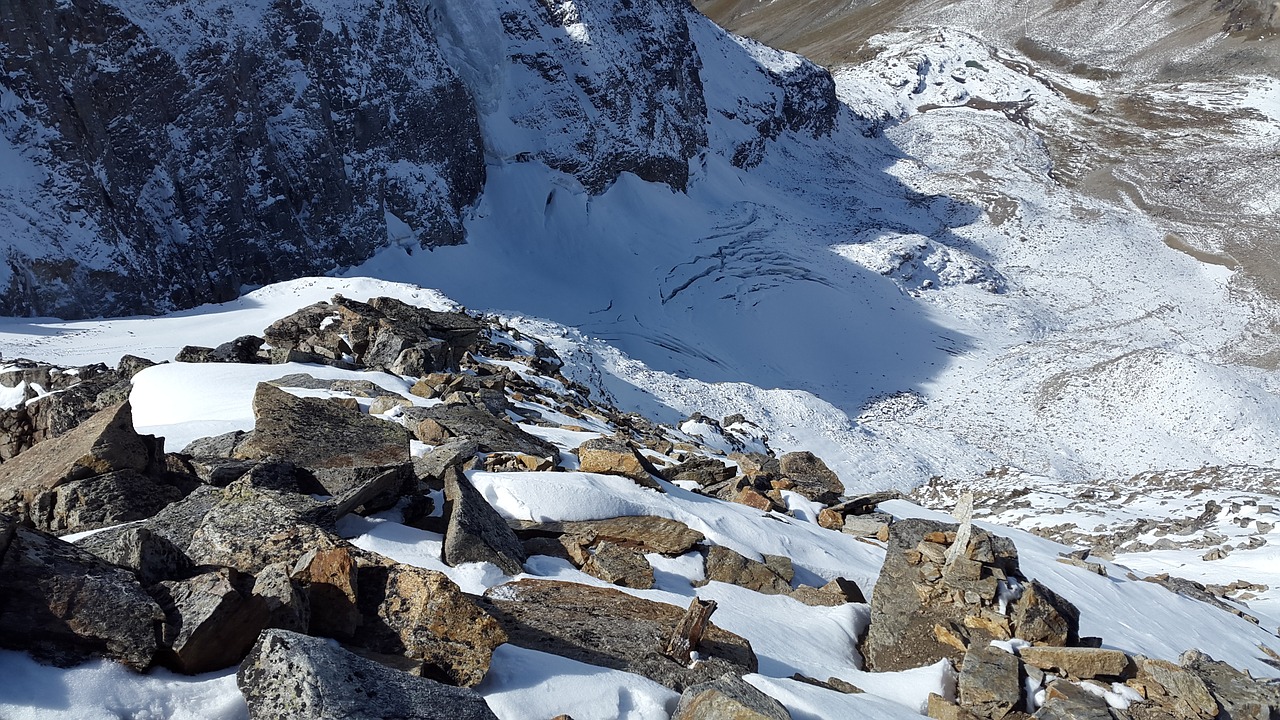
[237,629,500,720]
[406,403,558,458]
[0,0,484,318]
[480,578,756,692]
[151,567,270,674]
[442,467,527,575]
[0,514,163,670]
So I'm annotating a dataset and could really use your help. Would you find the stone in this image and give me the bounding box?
[1132,656,1218,718]
[1034,681,1114,720]
[929,694,980,720]
[354,557,507,687]
[1180,649,1280,720]
[958,644,1022,719]
[328,464,415,519]
[181,431,251,458]
[251,562,309,634]
[237,630,500,720]
[1010,581,1079,647]
[0,514,163,670]
[659,457,737,487]
[291,547,362,640]
[777,451,844,504]
[699,545,792,594]
[509,516,705,555]
[817,508,845,530]
[405,404,557,458]
[480,579,756,691]
[481,452,557,472]
[78,525,193,586]
[442,467,527,575]
[414,438,481,485]
[151,568,270,673]
[234,383,410,495]
[0,402,184,533]
[733,487,780,512]
[580,541,655,588]
[673,673,792,720]
[1018,647,1130,679]
[576,437,660,488]
[789,577,866,606]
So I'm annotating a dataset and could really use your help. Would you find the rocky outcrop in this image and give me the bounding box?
[481,579,756,692]
[0,401,195,533]
[237,629,499,720]
[0,514,163,670]
[0,360,135,461]
[863,518,1078,671]
[673,674,793,720]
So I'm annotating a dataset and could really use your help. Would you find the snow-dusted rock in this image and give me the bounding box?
[673,673,793,720]
[237,629,499,720]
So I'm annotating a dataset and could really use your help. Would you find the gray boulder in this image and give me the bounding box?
[237,629,499,720]
[777,451,844,505]
[442,467,527,575]
[405,404,556,458]
[673,673,792,720]
[958,644,1022,719]
[698,545,793,595]
[0,514,163,669]
[151,568,270,674]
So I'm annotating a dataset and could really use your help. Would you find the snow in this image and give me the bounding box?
[478,645,677,720]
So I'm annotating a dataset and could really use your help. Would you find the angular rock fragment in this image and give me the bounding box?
[442,467,527,575]
[252,561,309,633]
[79,525,192,586]
[151,568,269,674]
[1018,647,1129,680]
[0,514,163,670]
[291,547,362,640]
[673,673,792,720]
[777,451,844,504]
[576,437,661,488]
[480,579,756,691]
[237,629,500,720]
[509,515,704,556]
[958,644,1021,719]
[1180,649,1280,719]
[578,540,654,588]
[1034,680,1113,720]
[405,404,556,458]
[699,545,792,595]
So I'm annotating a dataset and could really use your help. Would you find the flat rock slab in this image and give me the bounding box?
[0,514,163,670]
[237,629,499,720]
[235,383,410,486]
[1018,647,1129,679]
[510,515,705,555]
[406,404,556,458]
[480,579,756,692]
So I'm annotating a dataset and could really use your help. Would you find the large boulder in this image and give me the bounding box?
[509,515,705,555]
[0,514,163,669]
[673,673,792,720]
[576,437,660,488]
[151,568,270,674]
[1180,650,1280,720]
[0,361,132,461]
[237,629,500,720]
[863,519,1078,672]
[698,545,793,595]
[0,402,191,533]
[352,556,507,687]
[777,451,844,505]
[234,383,411,496]
[958,644,1022,720]
[442,467,527,575]
[480,579,756,692]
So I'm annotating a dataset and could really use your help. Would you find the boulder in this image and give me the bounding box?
[958,644,1022,719]
[251,561,309,633]
[509,515,705,555]
[1018,647,1129,680]
[929,694,980,720]
[442,467,527,575]
[578,540,655,588]
[233,383,410,495]
[699,545,792,595]
[0,514,163,670]
[576,437,660,488]
[777,451,843,504]
[79,525,193,586]
[480,579,756,692]
[1034,681,1113,720]
[0,402,187,533]
[659,457,737,487]
[1010,581,1079,647]
[404,404,556,458]
[75,485,223,563]
[1131,656,1218,719]
[353,557,507,687]
[789,577,866,606]
[673,673,792,720]
[151,568,270,674]
[1180,649,1280,720]
[237,629,500,720]
[414,438,480,485]
[291,546,362,640]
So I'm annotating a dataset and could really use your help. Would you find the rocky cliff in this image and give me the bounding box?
[0,0,837,318]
